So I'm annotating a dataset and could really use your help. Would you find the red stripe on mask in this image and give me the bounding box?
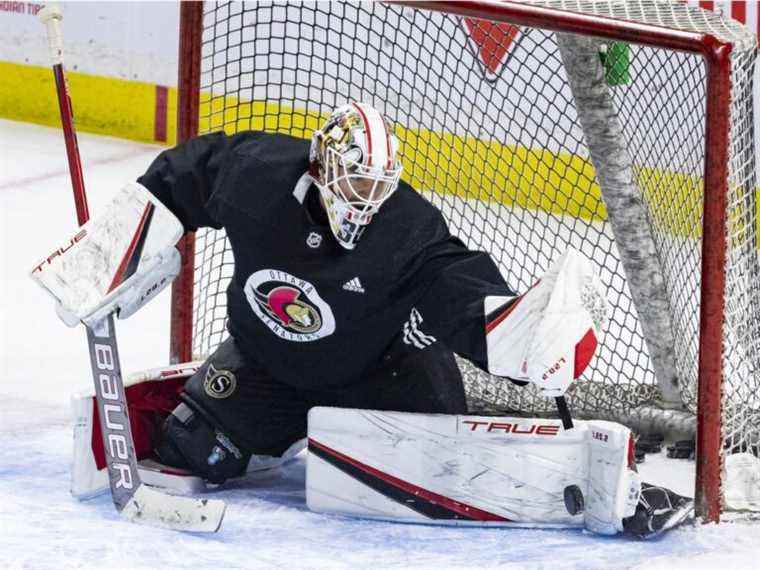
[352,102,373,167]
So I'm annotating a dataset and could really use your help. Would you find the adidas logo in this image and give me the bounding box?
[342,277,365,294]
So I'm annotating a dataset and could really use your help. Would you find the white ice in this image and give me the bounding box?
[1,118,759,569]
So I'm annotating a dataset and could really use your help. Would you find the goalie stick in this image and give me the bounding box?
[38,3,225,532]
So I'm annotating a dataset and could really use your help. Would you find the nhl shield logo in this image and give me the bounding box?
[203,364,237,399]
[307,231,322,249]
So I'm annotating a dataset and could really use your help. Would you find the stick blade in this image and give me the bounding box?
[120,485,226,533]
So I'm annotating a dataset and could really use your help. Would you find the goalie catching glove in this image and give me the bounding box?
[485,248,608,398]
[30,182,183,326]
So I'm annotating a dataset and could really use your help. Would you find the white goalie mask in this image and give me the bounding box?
[310,102,402,250]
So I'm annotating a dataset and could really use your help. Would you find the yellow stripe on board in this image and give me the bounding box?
[200,95,325,143]
[0,61,177,146]
[399,127,607,223]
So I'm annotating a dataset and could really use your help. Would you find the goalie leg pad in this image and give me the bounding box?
[584,420,641,534]
[307,407,640,534]
[70,362,203,499]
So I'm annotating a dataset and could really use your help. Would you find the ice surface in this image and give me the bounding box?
[1,119,758,569]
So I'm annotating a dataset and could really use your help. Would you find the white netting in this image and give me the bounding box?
[185,1,759,487]
[536,0,755,48]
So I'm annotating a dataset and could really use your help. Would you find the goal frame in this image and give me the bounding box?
[172,0,736,523]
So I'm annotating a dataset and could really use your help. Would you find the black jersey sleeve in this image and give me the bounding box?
[410,214,516,371]
[137,131,238,232]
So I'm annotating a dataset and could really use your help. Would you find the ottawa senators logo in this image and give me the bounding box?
[253,285,322,334]
[244,269,336,342]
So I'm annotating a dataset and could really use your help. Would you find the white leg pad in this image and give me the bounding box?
[584,421,641,534]
[306,407,639,534]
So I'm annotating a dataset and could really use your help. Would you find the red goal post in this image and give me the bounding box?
[173,0,759,523]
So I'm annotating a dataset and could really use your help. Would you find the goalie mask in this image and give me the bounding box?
[310,102,402,250]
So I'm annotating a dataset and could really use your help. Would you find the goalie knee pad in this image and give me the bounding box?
[156,400,250,484]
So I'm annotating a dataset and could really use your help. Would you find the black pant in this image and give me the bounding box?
[183,336,467,457]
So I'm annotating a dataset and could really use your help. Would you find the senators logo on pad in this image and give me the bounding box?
[244,269,336,342]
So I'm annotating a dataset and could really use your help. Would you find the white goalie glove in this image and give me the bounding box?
[485,248,608,398]
[30,182,184,327]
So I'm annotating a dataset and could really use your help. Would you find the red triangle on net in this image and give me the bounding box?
[462,18,519,79]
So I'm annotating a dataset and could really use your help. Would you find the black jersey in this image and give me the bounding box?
[138,131,514,389]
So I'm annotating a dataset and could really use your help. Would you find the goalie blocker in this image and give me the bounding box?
[30,182,183,327]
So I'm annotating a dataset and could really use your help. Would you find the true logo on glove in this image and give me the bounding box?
[30,228,87,274]
[203,364,237,399]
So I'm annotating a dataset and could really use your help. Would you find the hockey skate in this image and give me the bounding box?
[622,483,694,538]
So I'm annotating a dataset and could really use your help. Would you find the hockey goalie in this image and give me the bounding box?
[33,102,691,538]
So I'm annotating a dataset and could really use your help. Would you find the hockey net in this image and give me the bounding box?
[174,1,760,520]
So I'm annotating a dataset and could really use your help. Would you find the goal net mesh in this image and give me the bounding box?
[187,1,760,462]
